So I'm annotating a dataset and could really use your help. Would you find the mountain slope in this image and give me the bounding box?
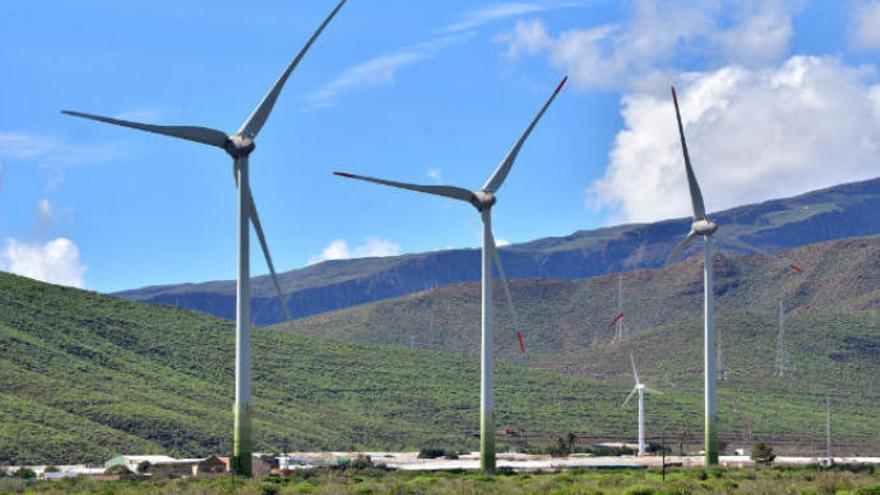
[0,272,702,465]
[116,177,880,326]
[274,234,880,450]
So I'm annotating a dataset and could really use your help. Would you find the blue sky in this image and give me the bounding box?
[2,0,880,292]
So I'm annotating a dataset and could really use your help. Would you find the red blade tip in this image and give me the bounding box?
[516,331,526,353]
[555,76,568,95]
[790,263,804,273]
[333,171,355,178]
[609,312,624,328]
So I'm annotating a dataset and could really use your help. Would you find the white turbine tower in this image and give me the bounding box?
[334,76,567,472]
[621,354,660,456]
[610,275,626,348]
[62,0,347,476]
[774,300,791,376]
[664,86,804,466]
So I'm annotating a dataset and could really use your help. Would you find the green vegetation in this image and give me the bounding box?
[3,466,880,494]
[278,235,880,453]
[3,235,880,465]
[0,272,682,465]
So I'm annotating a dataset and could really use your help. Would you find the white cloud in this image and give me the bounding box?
[715,1,797,67]
[427,167,443,183]
[1,238,86,288]
[495,238,511,247]
[34,198,53,238]
[590,56,880,223]
[494,0,800,91]
[851,1,880,50]
[444,2,557,33]
[0,131,117,166]
[308,36,468,108]
[112,107,165,123]
[308,237,401,264]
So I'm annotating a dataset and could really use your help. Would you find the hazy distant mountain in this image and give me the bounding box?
[115,177,880,325]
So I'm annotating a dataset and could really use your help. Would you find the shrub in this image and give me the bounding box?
[104,464,132,475]
[418,448,447,459]
[751,442,776,466]
[13,468,36,479]
[350,455,374,470]
[624,484,655,495]
[260,483,280,495]
[43,465,60,473]
[856,487,880,495]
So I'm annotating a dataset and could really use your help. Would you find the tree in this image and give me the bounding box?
[13,468,36,479]
[565,432,577,451]
[751,442,776,466]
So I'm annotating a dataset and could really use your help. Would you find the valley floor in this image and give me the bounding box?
[3,465,880,495]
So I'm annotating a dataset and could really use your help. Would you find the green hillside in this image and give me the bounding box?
[3,236,880,465]
[277,235,880,451]
[0,272,697,465]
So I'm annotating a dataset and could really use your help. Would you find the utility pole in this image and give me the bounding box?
[826,397,833,465]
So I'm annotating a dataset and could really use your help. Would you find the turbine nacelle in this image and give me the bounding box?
[691,218,717,236]
[225,134,256,158]
[471,191,497,211]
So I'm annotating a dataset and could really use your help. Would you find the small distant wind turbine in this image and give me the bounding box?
[774,300,791,376]
[334,76,567,472]
[621,354,661,456]
[664,86,804,466]
[62,0,347,476]
[609,275,626,348]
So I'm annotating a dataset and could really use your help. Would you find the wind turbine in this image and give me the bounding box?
[334,76,567,472]
[609,275,626,348]
[621,354,660,456]
[774,300,791,376]
[664,86,804,466]
[62,1,347,476]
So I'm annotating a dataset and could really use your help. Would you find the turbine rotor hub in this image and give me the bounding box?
[471,191,497,211]
[692,218,718,236]
[225,134,256,158]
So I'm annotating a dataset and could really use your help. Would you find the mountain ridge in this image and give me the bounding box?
[115,177,880,325]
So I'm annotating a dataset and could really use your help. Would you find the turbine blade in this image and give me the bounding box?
[233,164,293,322]
[645,387,663,395]
[62,110,228,148]
[334,171,477,203]
[238,0,347,138]
[621,388,637,408]
[629,354,640,385]
[664,230,699,268]
[487,227,525,354]
[670,86,706,220]
[247,188,294,322]
[482,76,567,193]
[713,232,804,274]
[609,311,624,328]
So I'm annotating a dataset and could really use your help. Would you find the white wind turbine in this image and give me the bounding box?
[621,354,661,456]
[62,0,347,476]
[609,275,626,348]
[334,76,567,473]
[774,300,791,376]
[664,86,804,466]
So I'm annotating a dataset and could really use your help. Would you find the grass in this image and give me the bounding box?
[277,235,880,452]
[3,466,880,494]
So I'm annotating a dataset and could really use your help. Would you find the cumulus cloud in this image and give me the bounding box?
[851,1,880,50]
[590,56,880,223]
[309,237,401,264]
[1,238,86,288]
[494,0,800,91]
